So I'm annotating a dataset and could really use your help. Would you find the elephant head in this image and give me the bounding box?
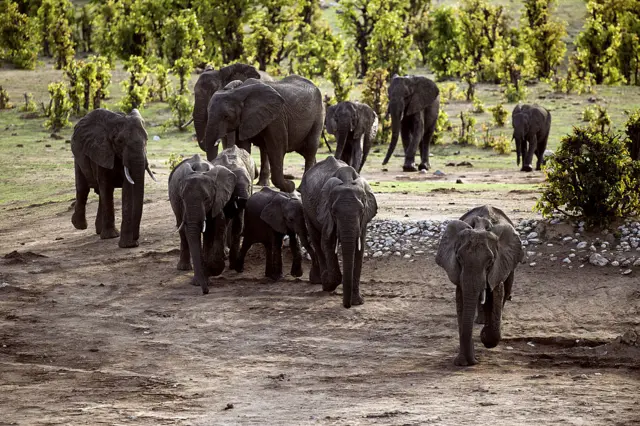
[260,189,312,256]
[203,81,284,161]
[325,102,357,161]
[318,166,378,308]
[383,75,439,166]
[436,215,523,366]
[211,146,256,215]
[177,164,237,294]
[192,63,261,151]
[71,108,156,247]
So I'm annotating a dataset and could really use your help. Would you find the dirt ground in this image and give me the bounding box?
[1,167,639,425]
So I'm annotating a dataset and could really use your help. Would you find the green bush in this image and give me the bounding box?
[361,68,390,145]
[0,86,13,109]
[64,60,82,115]
[92,56,112,109]
[458,111,477,145]
[19,93,38,113]
[0,2,40,69]
[119,56,149,113]
[489,104,508,127]
[45,82,73,132]
[326,60,353,103]
[625,109,640,161]
[166,152,185,171]
[151,64,171,102]
[433,109,451,144]
[582,105,596,122]
[491,133,511,154]
[536,126,640,227]
[168,93,192,131]
[438,82,465,104]
[472,98,485,113]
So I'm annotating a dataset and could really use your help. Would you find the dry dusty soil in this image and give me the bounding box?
[1,167,639,425]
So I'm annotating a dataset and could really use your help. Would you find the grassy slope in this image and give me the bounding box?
[2,0,639,209]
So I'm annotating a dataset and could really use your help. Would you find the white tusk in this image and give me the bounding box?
[176,222,185,233]
[214,139,221,147]
[358,238,361,251]
[146,164,158,182]
[480,289,486,305]
[335,241,339,254]
[202,220,206,234]
[124,166,135,184]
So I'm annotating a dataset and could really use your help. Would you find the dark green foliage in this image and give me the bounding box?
[536,127,640,227]
[161,9,205,66]
[45,81,72,132]
[0,85,12,109]
[19,92,38,112]
[489,104,508,127]
[0,1,40,69]
[169,57,193,130]
[119,55,149,112]
[92,55,112,109]
[151,63,171,102]
[425,7,461,80]
[458,111,477,145]
[522,0,567,78]
[64,60,82,114]
[624,109,640,160]
[361,68,390,145]
[79,60,97,111]
[326,60,353,103]
[37,0,75,69]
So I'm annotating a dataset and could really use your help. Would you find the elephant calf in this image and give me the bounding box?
[235,187,314,280]
[512,104,551,172]
[168,154,240,294]
[435,205,524,366]
[300,156,378,308]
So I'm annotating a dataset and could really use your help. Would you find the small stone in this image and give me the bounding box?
[373,251,383,258]
[633,259,640,267]
[550,256,557,261]
[415,250,424,255]
[569,253,576,258]
[433,170,445,176]
[527,232,538,240]
[529,262,537,267]
[590,245,597,252]
[562,236,573,242]
[621,269,632,275]
[562,258,571,264]
[403,254,411,259]
[589,253,609,267]
[526,251,536,257]
[577,242,588,249]
[547,243,554,247]
[611,260,620,267]
[153,135,161,141]
[394,251,401,256]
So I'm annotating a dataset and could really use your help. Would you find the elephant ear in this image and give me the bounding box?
[318,177,343,237]
[219,63,260,85]
[435,220,472,286]
[260,194,288,234]
[487,224,524,290]
[206,165,237,219]
[359,178,378,224]
[325,105,337,135]
[406,77,439,116]
[71,109,118,170]
[237,83,285,141]
[223,80,244,91]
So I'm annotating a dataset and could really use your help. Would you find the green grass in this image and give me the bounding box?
[368,180,541,194]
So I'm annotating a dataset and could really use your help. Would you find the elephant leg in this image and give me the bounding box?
[359,136,371,173]
[97,172,119,240]
[258,147,271,187]
[235,235,252,273]
[264,131,295,193]
[419,107,437,170]
[481,283,505,348]
[403,116,423,172]
[205,216,226,277]
[95,202,103,235]
[321,233,342,292]
[289,232,303,278]
[72,163,89,230]
[227,215,243,271]
[269,233,284,281]
[523,135,537,172]
[503,270,514,305]
[264,241,273,278]
[307,222,324,284]
[177,228,192,270]
[475,297,485,324]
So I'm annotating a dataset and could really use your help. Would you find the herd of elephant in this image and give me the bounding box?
[67,63,539,366]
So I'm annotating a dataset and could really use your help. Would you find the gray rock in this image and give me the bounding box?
[589,253,609,267]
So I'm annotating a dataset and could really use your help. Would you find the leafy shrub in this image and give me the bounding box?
[19,93,38,113]
[504,83,528,102]
[433,109,451,144]
[489,103,508,127]
[0,2,40,69]
[624,109,640,161]
[92,55,112,109]
[491,134,511,154]
[168,93,192,130]
[45,82,72,132]
[151,64,171,102]
[582,105,596,122]
[590,105,611,133]
[64,60,82,115]
[0,86,13,109]
[172,58,193,96]
[362,68,390,145]
[472,98,485,113]
[458,111,477,145]
[79,60,97,112]
[326,60,353,103]
[536,126,640,227]
[438,82,465,104]
[119,56,149,113]
[166,152,185,171]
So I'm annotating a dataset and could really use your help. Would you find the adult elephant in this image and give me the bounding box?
[203,75,324,193]
[325,101,378,173]
[512,104,551,172]
[382,75,440,172]
[300,156,378,308]
[71,108,156,248]
[435,205,524,366]
[168,154,240,294]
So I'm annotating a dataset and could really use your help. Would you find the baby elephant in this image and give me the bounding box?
[435,205,524,367]
[236,187,313,280]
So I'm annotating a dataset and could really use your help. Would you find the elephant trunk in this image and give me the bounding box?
[383,106,402,165]
[460,275,482,365]
[120,158,145,247]
[334,122,350,163]
[186,222,208,294]
[203,119,223,162]
[193,96,209,151]
[338,221,359,308]
[480,283,504,348]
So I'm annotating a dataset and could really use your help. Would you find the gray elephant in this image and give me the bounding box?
[435,205,524,366]
[203,75,324,193]
[300,156,378,308]
[168,153,244,294]
[71,108,156,248]
[188,63,273,184]
[512,104,551,172]
[210,146,256,271]
[325,101,378,173]
[382,75,440,172]
[236,187,314,280]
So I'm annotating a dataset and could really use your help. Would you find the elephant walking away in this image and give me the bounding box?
[71,108,156,248]
[168,154,239,294]
[210,146,257,272]
[235,187,314,280]
[190,63,273,184]
[325,101,378,173]
[435,205,524,366]
[382,75,440,172]
[512,104,551,172]
[300,156,378,308]
[203,75,324,193]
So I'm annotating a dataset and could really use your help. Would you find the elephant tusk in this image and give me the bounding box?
[202,220,207,234]
[146,164,158,182]
[176,222,185,233]
[480,289,486,305]
[124,166,135,185]
[180,117,194,129]
[358,238,361,251]
[335,241,339,254]
[213,139,221,147]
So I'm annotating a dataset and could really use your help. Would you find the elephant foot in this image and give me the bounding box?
[480,327,501,348]
[267,272,283,281]
[71,213,87,230]
[521,165,533,172]
[351,292,364,306]
[118,238,139,248]
[206,261,225,277]
[100,228,120,240]
[475,310,485,325]
[257,178,270,187]
[453,353,478,366]
[321,271,341,292]
[309,266,322,284]
[234,263,244,273]
[290,264,303,278]
[177,260,192,271]
[418,163,430,171]
[402,164,418,172]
